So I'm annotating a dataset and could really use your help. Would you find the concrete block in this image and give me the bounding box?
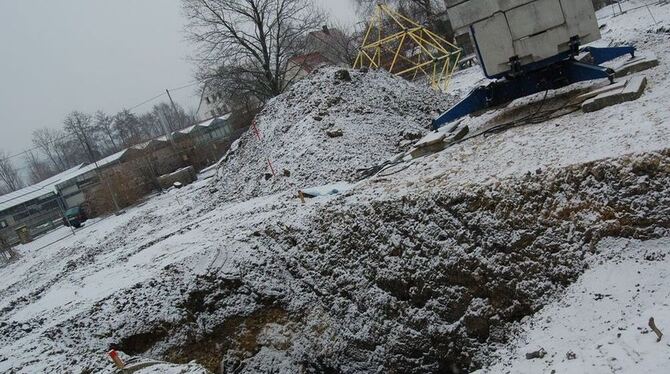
[614,55,660,78]
[445,0,467,7]
[620,76,648,99]
[574,81,627,102]
[582,76,647,112]
[560,0,601,42]
[445,0,535,13]
[513,26,570,64]
[444,125,470,146]
[499,0,537,11]
[472,12,516,76]
[414,131,446,149]
[447,0,500,30]
[506,0,565,40]
[449,0,602,77]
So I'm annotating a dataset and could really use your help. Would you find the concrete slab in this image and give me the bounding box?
[410,124,469,158]
[614,55,660,78]
[444,125,470,146]
[620,76,648,100]
[574,81,627,103]
[414,131,446,149]
[582,76,647,113]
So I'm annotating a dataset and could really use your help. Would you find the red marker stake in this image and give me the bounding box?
[251,120,277,177]
[108,350,125,369]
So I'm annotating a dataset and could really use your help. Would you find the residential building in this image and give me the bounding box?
[0,114,241,244]
[0,166,86,245]
[288,26,352,78]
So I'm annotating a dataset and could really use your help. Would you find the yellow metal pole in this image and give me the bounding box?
[388,7,421,27]
[382,5,408,29]
[407,32,435,60]
[354,53,362,68]
[362,27,423,48]
[389,33,407,73]
[351,2,461,91]
[396,59,437,76]
[377,5,382,68]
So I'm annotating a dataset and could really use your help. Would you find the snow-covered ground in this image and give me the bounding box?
[0,1,669,373]
[364,1,670,200]
[477,238,670,374]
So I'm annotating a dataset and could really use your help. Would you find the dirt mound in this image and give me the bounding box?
[248,149,670,373]
[45,150,669,374]
[213,67,451,201]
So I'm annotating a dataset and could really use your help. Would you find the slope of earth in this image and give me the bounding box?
[0,2,669,373]
[212,67,453,202]
[474,237,670,374]
[2,149,669,374]
[371,0,670,198]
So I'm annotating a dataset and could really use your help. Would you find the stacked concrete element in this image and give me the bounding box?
[446,0,601,77]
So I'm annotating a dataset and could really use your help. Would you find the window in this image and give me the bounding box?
[13,211,30,222]
[41,200,59,210]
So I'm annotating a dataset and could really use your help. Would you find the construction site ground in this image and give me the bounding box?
[1,1,669,373]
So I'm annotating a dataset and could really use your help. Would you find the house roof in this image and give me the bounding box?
[177,114,232,135]
[0,115,237,214]
[289,52,332,73]
[0,165,86,212]
[62,149,131,182]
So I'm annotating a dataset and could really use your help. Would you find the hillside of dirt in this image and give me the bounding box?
[0,2,669,373]
[213,67,452,202]
[2,149,667,374]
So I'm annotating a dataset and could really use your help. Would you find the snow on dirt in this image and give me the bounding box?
[213,67,452,202]
[0,1,669,373]
[475,237,670,374]
[368,1,670,200]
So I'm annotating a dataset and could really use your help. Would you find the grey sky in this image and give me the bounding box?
[0,0,357,156]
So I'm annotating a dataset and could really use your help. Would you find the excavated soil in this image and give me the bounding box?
[100,149,670,373]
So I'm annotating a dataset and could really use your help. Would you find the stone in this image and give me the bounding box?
[525,348,547,360]
[444,125,470,145]
[326,128,344,138]
[334,69,352,82]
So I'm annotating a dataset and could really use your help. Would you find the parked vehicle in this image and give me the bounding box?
[62,206,88,228]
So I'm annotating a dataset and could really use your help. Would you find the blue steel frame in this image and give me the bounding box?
[432,45,635,130]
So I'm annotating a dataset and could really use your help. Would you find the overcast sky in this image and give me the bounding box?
[0,0,357,156]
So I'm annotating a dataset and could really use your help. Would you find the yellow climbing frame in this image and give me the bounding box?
[353,4,462,91]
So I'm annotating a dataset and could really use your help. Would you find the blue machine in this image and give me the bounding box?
[432,37,636,130]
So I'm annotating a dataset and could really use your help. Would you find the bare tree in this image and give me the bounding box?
[32,128,68,171]
[94,110,119,153]
[114,109,145,147]
[24,150,55,184]
[355,0,453,40]
[0,151,24,192]
[151,102,193,132]
[55,137,88,168]
[326,25,361,66]
[183,0,325,102]
[64,111,99,162]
